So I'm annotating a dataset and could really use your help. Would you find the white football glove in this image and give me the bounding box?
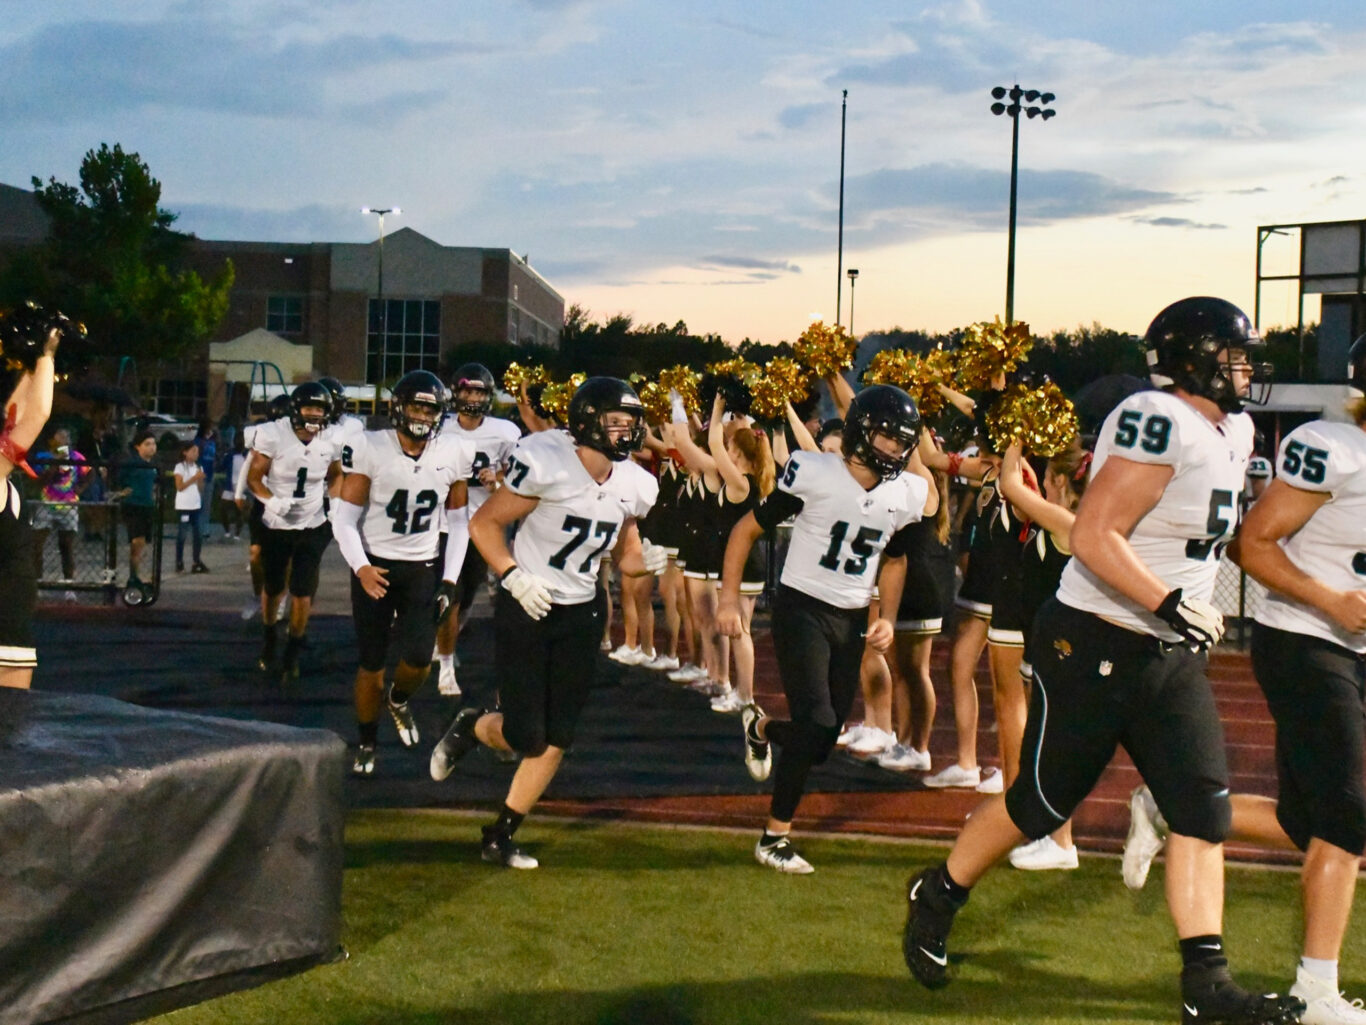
[640,539,668,575]
[1155,589,1225,651]
[501,566,553,621]
[264,495,293,519]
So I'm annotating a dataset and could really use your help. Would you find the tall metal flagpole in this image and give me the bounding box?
[836,89,848,325]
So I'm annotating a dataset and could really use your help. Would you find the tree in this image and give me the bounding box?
[3,143,234,366]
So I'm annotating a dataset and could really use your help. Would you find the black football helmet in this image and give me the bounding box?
[289,381,333,435]
[390,370,448,441]
[843,384,922,481]
[568,377,646,461]
[1144,297,1271,413]
[450,362,495,417]
[317,376,347,424]
[267,393,292,420]
[1349,334,1366,396]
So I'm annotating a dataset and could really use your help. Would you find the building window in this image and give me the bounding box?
[266,295,303,334]
[140,378,207,419]
[508,307,520,343]
[367,298,440,383]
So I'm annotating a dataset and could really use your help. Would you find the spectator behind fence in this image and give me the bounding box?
[173,441,208,574]
[194,420,217,540]
[30,427,92,588]
[116,430,159,589]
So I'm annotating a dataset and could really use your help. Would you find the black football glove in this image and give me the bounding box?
[1154,588,1224,651]
[434,580,460,626]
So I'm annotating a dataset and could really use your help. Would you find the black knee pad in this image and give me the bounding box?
[787,722,840,765]
[1298,800,1366,857]
[1004,782,1068,840]
[502,720,547,758]
[1161,785,1231,845]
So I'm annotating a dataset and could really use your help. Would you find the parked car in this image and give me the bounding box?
[124,412,200,445]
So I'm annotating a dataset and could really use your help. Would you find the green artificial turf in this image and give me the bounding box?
[151,809,1361,1025]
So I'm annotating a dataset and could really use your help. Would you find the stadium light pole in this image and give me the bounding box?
[361,206,401,365]
[989,85,1055,325]
[847,268,859,335]
[836,89,849,326]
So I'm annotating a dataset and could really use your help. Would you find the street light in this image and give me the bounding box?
[361,207,401,371]
[989,85,1056,324]
[847,268,859,335]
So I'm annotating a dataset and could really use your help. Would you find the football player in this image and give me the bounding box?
[428,377,665,869]
[235,394,291,620]
[902,297,1304,1025]
[716,384,937,874]
[1127,334,1366,1024]
[432,362,521,697]
[333,370,473,777]
[246,381,341,681]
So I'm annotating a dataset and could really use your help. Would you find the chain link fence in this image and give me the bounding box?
[22,457,167,607]
[1211,553,1266,650]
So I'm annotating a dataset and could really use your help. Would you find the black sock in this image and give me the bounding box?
[760,830,788,847]
[358,720,379,746]
[1180,935,1227,970]
[493,804,525,837]
[284,633,304,655]
[262,623,277,644]
[939,863,971,903]
[389,685,412,706]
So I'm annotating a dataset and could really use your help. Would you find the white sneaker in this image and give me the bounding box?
[646,653,680,672]
[667,663,708,683]
[923,763,981,789]
[710,687,745,714]
[1008,835,1079,871]
[1292,966,1366,1025]
[599,637,612,652]
[975,766,1004,794]
[847,727,895,756]
[690,677,727,698]
[877,743,931,772]
[437,661,461,698]
[607,644,640,664]
[1121,784,1168,890]
[240,600,259,621]
[754,835,814,874]
[836,722,868,747]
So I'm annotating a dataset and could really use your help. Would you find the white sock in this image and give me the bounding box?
[438,654,454,672]
[1300,956,1338,988]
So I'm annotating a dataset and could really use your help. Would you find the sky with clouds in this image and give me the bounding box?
[2,0,1364,342]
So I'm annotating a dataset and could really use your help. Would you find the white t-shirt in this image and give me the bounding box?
[344,430,473,561]
[1255,420,1366,653]
[504,429,658,604]
[173,461,202,512]
[251,418,341,530]
[441,412,522,514]
[772,450,928,610]
[1057,390,1254,641]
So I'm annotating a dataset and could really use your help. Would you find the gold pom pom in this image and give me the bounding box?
[861,348,953,420]
[794,320,859,379]
[502,362,548,395]
[983,381,1079,457]
[539,372,586,424]
[748,356,812,421]
[659,364,702,417]
[953,318,1034,392]
[634,380,671,426]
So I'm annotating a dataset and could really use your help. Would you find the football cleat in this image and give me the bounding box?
[741,703,771,781]
[903,864,967,989]
[481,826,538,869]
[754,835,814,874]
[385,688,420,748]
[351,743,376,778]
[437,661,461,698]
[1181,961,1305,1025]
[1122,784,1168,890]
[430,706,485,781]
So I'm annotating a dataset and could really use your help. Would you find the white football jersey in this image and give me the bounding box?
[344,430,473,561]
[503,429,658,604]
[1057,390,1254,641]
[1255,421,1366,653]
[251,418,341,530]
[776,450,928,610]
[324,414,367,462]
[441,412,521,514]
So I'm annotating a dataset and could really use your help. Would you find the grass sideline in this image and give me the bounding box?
[152,809,1362,1025]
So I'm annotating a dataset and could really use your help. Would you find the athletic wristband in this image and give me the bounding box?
[500,564,518,582]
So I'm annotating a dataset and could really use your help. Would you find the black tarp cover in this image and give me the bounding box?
[0,690,345,1025]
